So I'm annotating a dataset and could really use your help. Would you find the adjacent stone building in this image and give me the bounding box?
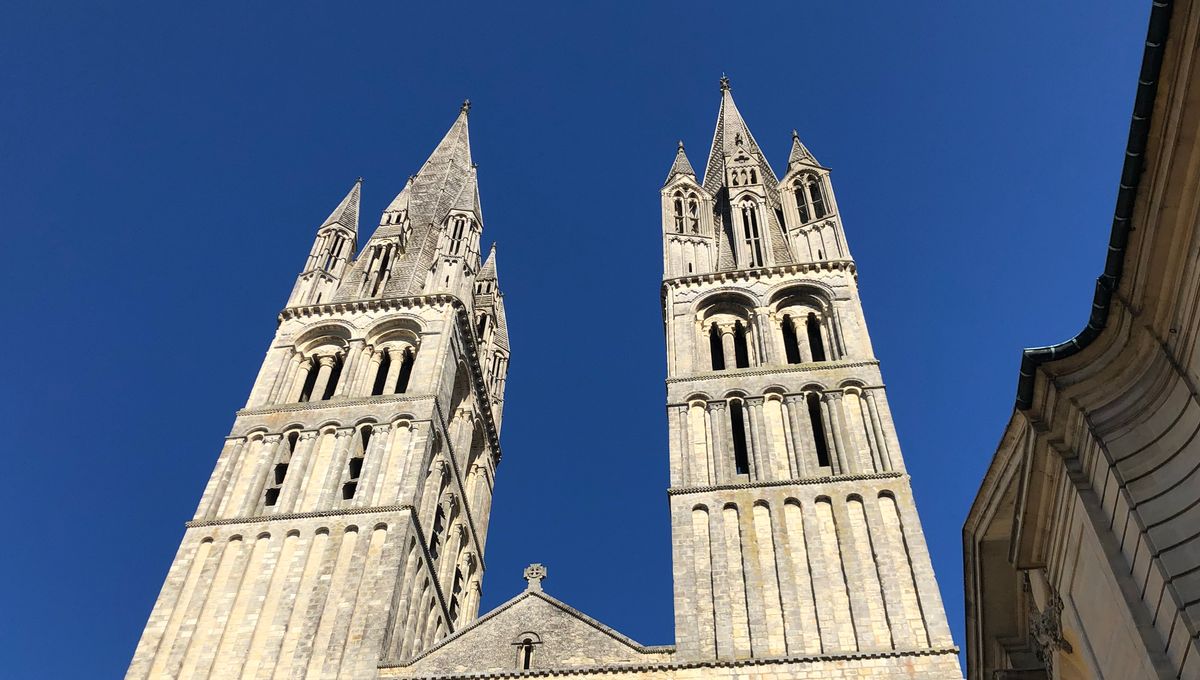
[963,1,1200,678]
[128,82,963,678]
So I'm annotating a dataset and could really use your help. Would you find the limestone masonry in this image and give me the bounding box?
[127,83,963,679]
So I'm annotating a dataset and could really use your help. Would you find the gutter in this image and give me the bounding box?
[1015,0,1174,410]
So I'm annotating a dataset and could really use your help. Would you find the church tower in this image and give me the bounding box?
[127,101,510,679]
[662,79,962,674]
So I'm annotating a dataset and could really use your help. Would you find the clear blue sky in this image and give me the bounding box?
[1,2,1149,676]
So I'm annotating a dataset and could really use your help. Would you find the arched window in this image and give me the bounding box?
[429,505,446,559]
[518,638,534,670]
[686,194,700,233]
[733,321,750,368]
[321,355,344,401]
[369,245,394,297]
[371,351,392,396]
[264,430,300,507]
[343,426,370,500]
[298,358,319,403]
[729,400,751,475]
[395,348,415,393]
[806,393,831,468]
[449,567,464,622]
[476,313,489,339]
[806,313,827,362]
[673,193,685,233]
[809,178,827,219]
[449,216,468,255]
[709,324,725,371]
[793,182,811,224]
[741,201,764,267]
[749,168,758,184]
[781,314,802,364]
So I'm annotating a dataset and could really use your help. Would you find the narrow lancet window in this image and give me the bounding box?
[321,355,343,401]
[733,321,750,368]
[782,314,801,364]
[741,202,764,267]
[729,400,751,475]
[673,196,685,233]
[807,393,831,468]
[395,348,415,393]
[809,178,827,219]
[709,324,725,371]
[298,358,319,403]
[372,351,392,396]
[806,313,827,362]
[794,185,810,223]
[519,639,534,670]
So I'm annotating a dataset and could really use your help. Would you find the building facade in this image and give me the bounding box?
[127,102,511,678]
[962,1,1200,679]
[129,83,963,679]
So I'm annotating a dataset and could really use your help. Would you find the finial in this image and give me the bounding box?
[791,129,799,141]
[677,140,685,152]
[461,99,472,114]
[719,74,730,92]
[523,563,547,591]
[356,176,364,184]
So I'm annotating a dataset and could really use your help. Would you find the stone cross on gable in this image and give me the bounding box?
[523,563,546,591]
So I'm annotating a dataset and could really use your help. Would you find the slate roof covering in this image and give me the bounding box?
[701,78,794,270]
[664,141,696,185]
[787,129,818,171]
[321,178,362,235]
[335,103,482,301]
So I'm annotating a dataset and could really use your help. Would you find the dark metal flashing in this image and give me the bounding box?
[1016,0,1174,410]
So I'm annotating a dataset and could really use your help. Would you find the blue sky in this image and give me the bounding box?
[0,2,1149,676]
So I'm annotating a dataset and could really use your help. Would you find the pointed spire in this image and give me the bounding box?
[448,165,483,217]
[402,101,475,228]
[702,75,779,193]
[787,129,818,170]
[664,140,697,185]
[321,178,361,235]
[479,242,498,281]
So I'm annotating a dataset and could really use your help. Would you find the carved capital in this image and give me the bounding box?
[298,431,319,441]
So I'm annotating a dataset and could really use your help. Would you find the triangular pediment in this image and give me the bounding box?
[391,590,672,676]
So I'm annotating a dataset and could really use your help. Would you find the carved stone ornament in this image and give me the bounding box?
[1025,574,1073,670]
[523,563,547,591]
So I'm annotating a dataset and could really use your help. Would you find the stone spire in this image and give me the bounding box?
[701,75,779,194]
[787,129,818,170]
[322,177,362,236]
[479,242,498,281]
[664,140,696,185]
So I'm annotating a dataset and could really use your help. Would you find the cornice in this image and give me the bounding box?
[668,471,906,496]
[186,503,414,528]
[278,293,461,322]
[661,259,857,291]
[666,359,880,384]
[238,392,426,417]
[379,646,959,677]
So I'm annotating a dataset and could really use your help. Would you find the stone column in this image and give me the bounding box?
[356,346,381,395]
[238,434,283,517]
[819,393,846,475]
[270,351,300,403]
[863,390,892,471]
[336,339,366,397]
[819,315,836,361]
[719,324,737,369]
[316,428,355,508]
[784,394,813,478]
[383,348,404,394]
[792,316,812,363]
[203,437,245,519]
[287,356,312,402]
[354,423,392,506]
[308,355,336,401]
[745,397,769,481]
[465,579,482,621]
[708,401,731,482]
[827,391,854,474]
[449,409,475,464]
[276,431,318,513]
